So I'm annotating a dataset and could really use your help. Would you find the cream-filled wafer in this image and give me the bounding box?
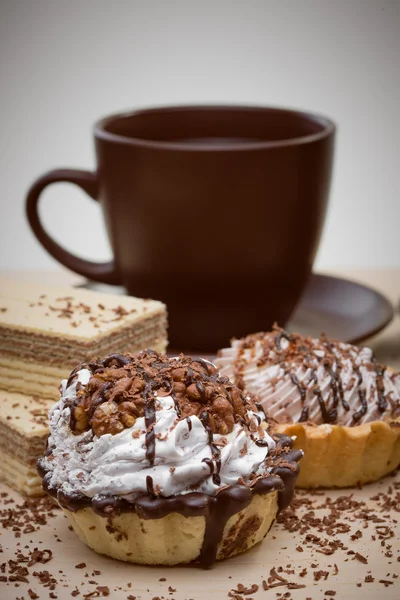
[0,278,167,399]
[0,390,53,496]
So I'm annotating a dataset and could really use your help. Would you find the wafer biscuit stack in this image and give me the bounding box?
[0,277,168,495]
[0,278,167,399]
[0,390,51,496]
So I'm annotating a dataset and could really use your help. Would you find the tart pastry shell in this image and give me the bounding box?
[274,419,400,488]
[61,491,278,566]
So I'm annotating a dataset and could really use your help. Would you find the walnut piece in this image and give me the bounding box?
[68,351,253,437]
[73,405,89,434]
[92,401,125,436]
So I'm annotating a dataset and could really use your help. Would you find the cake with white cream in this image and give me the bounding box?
[37,350,301,566]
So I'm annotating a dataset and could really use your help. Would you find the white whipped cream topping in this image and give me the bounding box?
[217,337,400,426]
[42,368,276,501]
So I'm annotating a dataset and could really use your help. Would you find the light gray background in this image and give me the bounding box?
[0,0,399,272]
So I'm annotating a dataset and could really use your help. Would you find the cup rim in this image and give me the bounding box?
[94,104,335,151]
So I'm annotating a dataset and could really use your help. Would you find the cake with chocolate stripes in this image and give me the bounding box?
[216,327,400,488]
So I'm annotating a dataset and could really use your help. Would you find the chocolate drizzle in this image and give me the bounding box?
[198,486,256,567]
[103,353,132,368]
[87,382,112,421]
[290,373,305,403]
[277,336,338,424]
[146,475,155,496]
[192,357,215,373]
[330,358,349,411]
[352,390,367,423]
[289,372,309,422]
[309,368,337,424]
[255,439,270,447]
[196,380,205,397]
[144,392,156,465]
[227,327,399,426]
[326,364,339,409]
[375,364,387,412]
[213,464,221,485]
[352,366,368,423]
[202,458,215,474]
[200,411,222,485]
[38,434,300,568]
[298,406,309,422]
[315,386,337,424]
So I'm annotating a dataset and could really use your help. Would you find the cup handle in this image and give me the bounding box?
[26,168,122,285]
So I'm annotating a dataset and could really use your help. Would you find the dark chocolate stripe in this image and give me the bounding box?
[200,411,222,485]
[309,368,337,423]
[333,358,349,411]
[315,386,337,423]
[290,372,305,403]
[255,439,269,447]
[299,406,309,422]
[289,372,309,423]
[144,389,156,465]
[87,382,113,420]
[202,457,214,474]
[146,475,155,496]
[352,389,368,423]
[376,364,387,412]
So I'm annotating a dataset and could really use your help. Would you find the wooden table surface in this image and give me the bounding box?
[1,474,399,600]
[0,267,399,599]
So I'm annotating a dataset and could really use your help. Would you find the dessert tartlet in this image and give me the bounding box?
[37,351,301,566]
[216,328,400,488]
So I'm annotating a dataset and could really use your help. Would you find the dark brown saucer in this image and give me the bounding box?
[288,273,393,344]
[80,273,393,350]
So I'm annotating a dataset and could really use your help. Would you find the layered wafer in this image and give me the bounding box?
[0,390,52,496]
[0,278,167,399]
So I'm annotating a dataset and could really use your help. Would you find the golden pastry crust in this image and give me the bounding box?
[274,419,400,488]
[62,492,278,566]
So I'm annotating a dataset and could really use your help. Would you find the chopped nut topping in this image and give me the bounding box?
[67,351,256,436]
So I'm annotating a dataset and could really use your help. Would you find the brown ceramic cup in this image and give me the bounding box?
[26,105,335,350]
